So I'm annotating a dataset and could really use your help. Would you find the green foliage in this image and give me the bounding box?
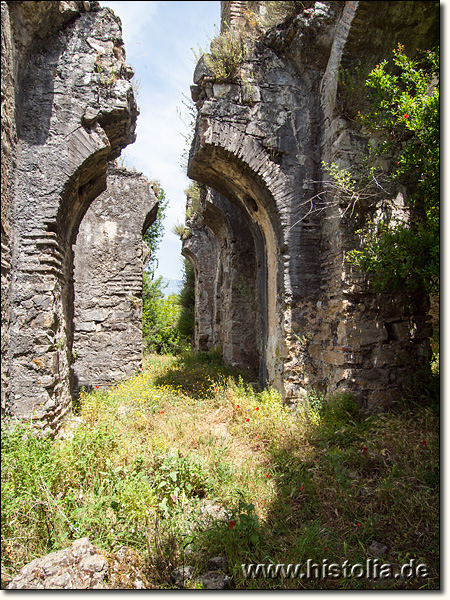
[196,3,305,84]
[171,183,202,240]
[205,25,249,82]
[142,274,183,354]
[333,46,439,294]
[2,352,440,589]
[336,63,370,120]
[143,182,169,278]
[171,222,191,239]
[195,492,261,565]
[153,451,210,514]
[176,259,195,343]
[185,182,202,221]
[227,494,261,547]
[347,219,439,294]
[361,46,439,213]
[1,422,60,558]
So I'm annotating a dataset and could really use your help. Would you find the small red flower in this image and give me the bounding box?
[228,520,235,529]
[422,440,427,446]
[300,485,304,491]
[236,405,240,409]
[246,418,250,422]
[403,114,409,119]
[362,446,368,453]
[324,548,328,552]
[356,523,361,528]
[255,407,259,411]
[96,386,99,389]
[266,474,269,478]
[160,410,164,414]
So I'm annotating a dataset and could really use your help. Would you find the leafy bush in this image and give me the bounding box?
[205,26,248,82]
[142,274,184,354]
[193,492,261,565]
[1,422,62,562]
[152,451,210,514]
[346,45,439,294]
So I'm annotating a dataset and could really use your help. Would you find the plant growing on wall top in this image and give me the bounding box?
[198,2,307,84]
[205,25,248,82]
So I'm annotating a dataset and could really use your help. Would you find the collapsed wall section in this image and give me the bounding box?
[2,1,138,431]
[72,166,158,394]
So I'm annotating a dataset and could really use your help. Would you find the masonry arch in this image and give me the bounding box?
[5,5,137,430]
[201,191,259,376]
[188,120,294,392]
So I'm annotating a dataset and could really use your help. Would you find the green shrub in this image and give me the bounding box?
[1,422,66,562]
[349,45,439,294]
[152,450,210,514]
[142,274,184,354]
[205,26,248,82]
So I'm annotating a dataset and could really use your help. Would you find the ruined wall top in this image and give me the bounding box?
[220,1,260,31]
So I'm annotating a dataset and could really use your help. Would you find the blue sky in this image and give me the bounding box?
[99,1,220,281]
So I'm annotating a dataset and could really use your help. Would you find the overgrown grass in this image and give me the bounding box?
[1,352,439,589]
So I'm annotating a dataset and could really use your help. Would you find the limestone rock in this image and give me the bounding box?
[107,546,149,589]
[195,571,229,590]
[369,540,388,557]
[6,539,151,590]
[6,538,108,589]
[208,556,228,572]
[170,565,194,587]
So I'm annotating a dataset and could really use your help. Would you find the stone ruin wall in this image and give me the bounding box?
[1,0,439,435]
[1,1,140,432]
[72,165,159,395]
[185,0,439,408]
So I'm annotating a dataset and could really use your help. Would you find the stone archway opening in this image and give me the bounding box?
[3,4,138,431]
[188,144,285,392]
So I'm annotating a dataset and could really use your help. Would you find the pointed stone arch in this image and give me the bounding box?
[188,117,295,393]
